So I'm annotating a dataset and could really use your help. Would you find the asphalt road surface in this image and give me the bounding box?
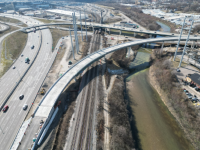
[0,29,41,106]
[0,14,57,150]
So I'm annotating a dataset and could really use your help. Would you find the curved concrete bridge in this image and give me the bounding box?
[32,35,200,149]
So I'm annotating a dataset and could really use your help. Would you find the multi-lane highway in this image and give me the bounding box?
[0,14,58,150]
[0,27,41,109]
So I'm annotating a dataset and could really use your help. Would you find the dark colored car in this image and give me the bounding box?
[31,45,34,49]
[23,104,28,110]
[19,95,24,100]
[68,61,72,65]
[2,105,9,112]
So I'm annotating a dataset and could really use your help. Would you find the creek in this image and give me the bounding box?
[126,49,194,150]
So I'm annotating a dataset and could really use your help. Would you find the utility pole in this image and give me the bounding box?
[80,10,83,41]
[69,27,75,60]
[84,10,87,41]
[174,17,186,61]
[179,20,194,67]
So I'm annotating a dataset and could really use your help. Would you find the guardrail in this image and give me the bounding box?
[31,36,200,150]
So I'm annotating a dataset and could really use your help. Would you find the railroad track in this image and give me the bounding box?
[69,32,101,150]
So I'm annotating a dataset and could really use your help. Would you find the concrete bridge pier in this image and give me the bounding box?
[119,30,121,35]
[149,34,152,38]
[134,32,137,37]
[127,46,131,57]
[161,41,164,54]
[109,28,110,34]
[192,41,195,49]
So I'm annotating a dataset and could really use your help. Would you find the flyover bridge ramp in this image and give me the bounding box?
[22,22,179,37]
[32,36,200,149]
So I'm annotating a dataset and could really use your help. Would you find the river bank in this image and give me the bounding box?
[126,50,194,150]
[148,65,195,149]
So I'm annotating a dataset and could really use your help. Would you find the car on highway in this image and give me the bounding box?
[13,66,16,69]
[19,95,24,100]
[23,104,28,110]
[68,61,72,65]
[25,57,30,63]
[21,54,23,57]
[62,37,64,39]
[2,105,9,112]
[31,45,34,49]
[176,68,180,72]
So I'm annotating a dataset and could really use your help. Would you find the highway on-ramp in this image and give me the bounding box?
[0,15,58,150]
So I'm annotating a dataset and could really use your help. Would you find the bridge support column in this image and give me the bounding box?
[161,41,164,54]
[119,30,121,35]
[192,41,195,49]
[134,32,137,37]
[127,47,131,57]
[93,27,94,33]
[109,28,110,35]
[149,34,152,38]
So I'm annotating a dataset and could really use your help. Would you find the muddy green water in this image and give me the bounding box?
[126,50,194,150]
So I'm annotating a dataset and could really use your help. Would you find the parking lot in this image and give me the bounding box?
[175,65,200,107]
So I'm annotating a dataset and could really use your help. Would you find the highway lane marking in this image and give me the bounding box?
[19,109,22,115]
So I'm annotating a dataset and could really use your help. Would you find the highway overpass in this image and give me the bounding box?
[32,35,200,149]
[21,22,180,37]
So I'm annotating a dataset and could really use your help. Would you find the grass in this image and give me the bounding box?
[0,16,27,27]
[50,29,69,51]
[172,57,188,68]
[96,4,114,10]
[0,31,28,77]
[0,25,19,38]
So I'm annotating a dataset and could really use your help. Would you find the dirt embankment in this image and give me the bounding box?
[148,57,200,149]
[102,44,138,150]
